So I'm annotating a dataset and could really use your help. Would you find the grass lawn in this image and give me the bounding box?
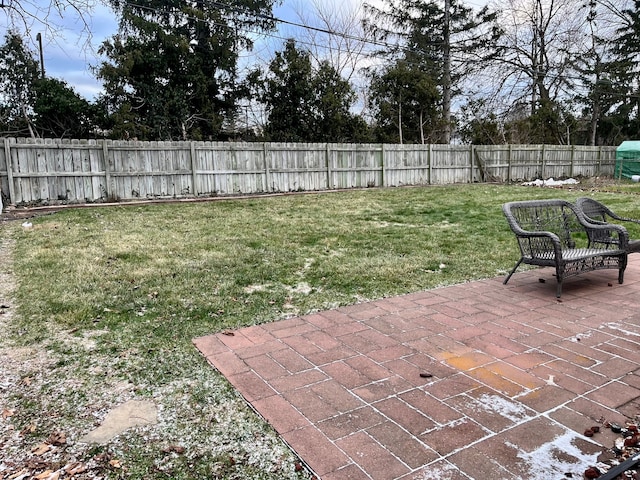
[1,183,640,479]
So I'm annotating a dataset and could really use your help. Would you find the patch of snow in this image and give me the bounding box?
[414,462,466,480]
[570,331,593,342]
[601,322,640,337]
[508,430,601,480]
[475,394,533,423]
[522,178,579,187]
[286,282,313,295]
[244,283,272,294]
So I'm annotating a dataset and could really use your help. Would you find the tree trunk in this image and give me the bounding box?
[22,104,36,138]
[589,98,600,146]
[442,0,451,144]
[398,96,403,144]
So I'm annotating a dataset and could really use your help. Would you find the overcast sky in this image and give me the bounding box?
[0,0,489,100]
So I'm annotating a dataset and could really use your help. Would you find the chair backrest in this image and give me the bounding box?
[575,197,610,223]
[503,199,582,248]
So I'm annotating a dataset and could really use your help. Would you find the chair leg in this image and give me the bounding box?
[503,258,523,285]
[555,266,564,298]
[556,280,563,298]
[619,254,627,284]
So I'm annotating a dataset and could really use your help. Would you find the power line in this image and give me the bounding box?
[120,0,401,52]
[112,1,640,96]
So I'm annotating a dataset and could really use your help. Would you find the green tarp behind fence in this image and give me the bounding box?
[615,141,640,179]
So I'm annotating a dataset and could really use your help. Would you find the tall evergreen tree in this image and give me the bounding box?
[260,39,367,142]
[261,39,314,142]
[364,0,501,143]
[368,60,440,144]
[606,0,640,142]
[97,0,277,140]
[570,0,632,145]
[0,32,103,139]
[32,78,102,138]
[0,32,40,137]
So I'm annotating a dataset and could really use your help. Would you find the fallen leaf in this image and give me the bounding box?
[221,330,234,336]
[34,470,53,479]
[21,423,37,434]
[162,444,186,454]
[94,452,112,463]
[7,468,28,479]
[2,408,15,419]
[47,431,66,446]
[64,462,87,475]
[31,442,52,455]
[109,459,122,468]
[22,377,32,386]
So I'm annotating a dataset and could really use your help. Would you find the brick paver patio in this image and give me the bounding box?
[194,258,640,479]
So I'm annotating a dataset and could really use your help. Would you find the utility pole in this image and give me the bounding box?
[36,33,45,78]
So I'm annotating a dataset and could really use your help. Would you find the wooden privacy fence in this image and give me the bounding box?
[0,138,617,206]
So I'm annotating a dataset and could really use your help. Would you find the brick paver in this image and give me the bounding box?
[193,257,640,479]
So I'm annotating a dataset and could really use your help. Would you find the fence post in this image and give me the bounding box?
[570,144,575,178]
[4,138,15,205]
[381,144,386,187]
[102,140,111,200]
[261,143,271,192]
[326,143,332,189]
[428,144,432,184]
[541,144,546,178]
[189,141,199,196]
[470,145,475,183]
[508,144,512,182]
[597,146,602,176]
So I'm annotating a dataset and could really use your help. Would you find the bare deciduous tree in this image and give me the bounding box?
[288,0,371,82]
[284,0,374,118]
[0,0,98,40]
[492,0,587,113]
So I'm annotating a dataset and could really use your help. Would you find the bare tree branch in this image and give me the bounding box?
[0,0,99,49]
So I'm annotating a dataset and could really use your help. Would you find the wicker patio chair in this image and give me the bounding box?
[502,199,628,297]
[576,197,640,253]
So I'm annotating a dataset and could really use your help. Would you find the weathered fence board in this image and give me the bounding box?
[0,138,617,207]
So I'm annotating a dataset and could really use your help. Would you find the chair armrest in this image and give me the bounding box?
[583,221,629,250]
[610,212,640,225]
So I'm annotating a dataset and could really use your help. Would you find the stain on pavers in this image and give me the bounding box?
[79,400,158,444]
